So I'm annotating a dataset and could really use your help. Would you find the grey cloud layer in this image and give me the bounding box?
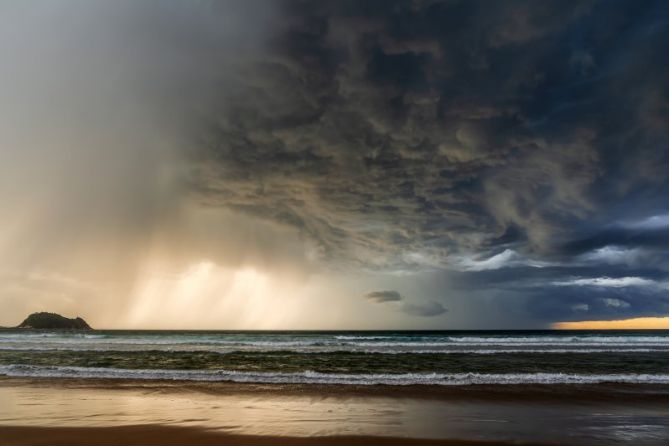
[184,0,669,322]
[1,0,668,326]
[189,1,664,258]
[363,290,447,317]
[364,290,402,303]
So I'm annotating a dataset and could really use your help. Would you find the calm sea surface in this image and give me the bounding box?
[1,330,669,385]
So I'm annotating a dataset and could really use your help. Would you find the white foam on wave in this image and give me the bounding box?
[3,339,669,348]
[1,364,669,386]
[3,333,669,354]
[352,341,669,348]
[444,336,669,344]
[0,337,328,347]
[0,333,62,339]
[0,346,667,355]
[334,335,397,340]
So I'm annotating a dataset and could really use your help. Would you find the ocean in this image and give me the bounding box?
[1,330,669,386]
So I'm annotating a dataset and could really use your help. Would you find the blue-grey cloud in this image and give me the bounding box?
[400,301,448,317]
[364,290,402,303]
[364,290,447,317]
[180,0,669,323]
[2,0,668,326]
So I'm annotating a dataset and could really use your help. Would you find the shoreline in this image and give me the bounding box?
[0,425,552,446]
[2,376,669,402]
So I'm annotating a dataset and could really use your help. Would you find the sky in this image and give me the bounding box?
[0,0,668,329]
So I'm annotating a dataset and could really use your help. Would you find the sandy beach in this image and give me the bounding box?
[0,379,551,446]
[0,425,552,446]
[3,376,669,402]
[2,378,669,445]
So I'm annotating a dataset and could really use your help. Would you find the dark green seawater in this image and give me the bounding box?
[1,330,669,385]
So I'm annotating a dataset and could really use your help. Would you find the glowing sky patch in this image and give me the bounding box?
[554,317,669,330]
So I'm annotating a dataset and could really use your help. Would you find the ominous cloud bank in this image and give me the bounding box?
[0,0,668,328]
[364,290,447,317]
[364,290,403,303]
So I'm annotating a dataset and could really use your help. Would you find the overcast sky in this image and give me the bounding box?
[0,0,668,329]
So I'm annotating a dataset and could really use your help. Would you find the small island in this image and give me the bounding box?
[16,312,92,330]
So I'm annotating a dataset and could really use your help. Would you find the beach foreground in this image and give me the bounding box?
[2,331,669,444]
[1,378,669,445]
[0,425,546,446]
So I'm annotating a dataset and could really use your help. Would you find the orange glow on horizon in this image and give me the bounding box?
[553,317,669,330]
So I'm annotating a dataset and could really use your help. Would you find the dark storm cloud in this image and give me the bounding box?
[178,0,669,322]
[560,227,669,256]
[5,1,662,326]
[363,289,447,317]
[364,290,402,303]
[401,301,448,317]
[445,264,669,323]
[524,285,669,323]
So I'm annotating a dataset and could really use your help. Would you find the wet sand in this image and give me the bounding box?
[0,425,547,446]
[4,376,669,402]
[1,378,669,445]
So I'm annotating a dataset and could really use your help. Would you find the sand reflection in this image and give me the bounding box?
[1,381,669,444]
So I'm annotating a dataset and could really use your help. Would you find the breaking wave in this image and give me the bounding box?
[2,364,669,386]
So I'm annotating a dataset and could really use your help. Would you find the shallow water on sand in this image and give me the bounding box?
[1,382,668,445]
